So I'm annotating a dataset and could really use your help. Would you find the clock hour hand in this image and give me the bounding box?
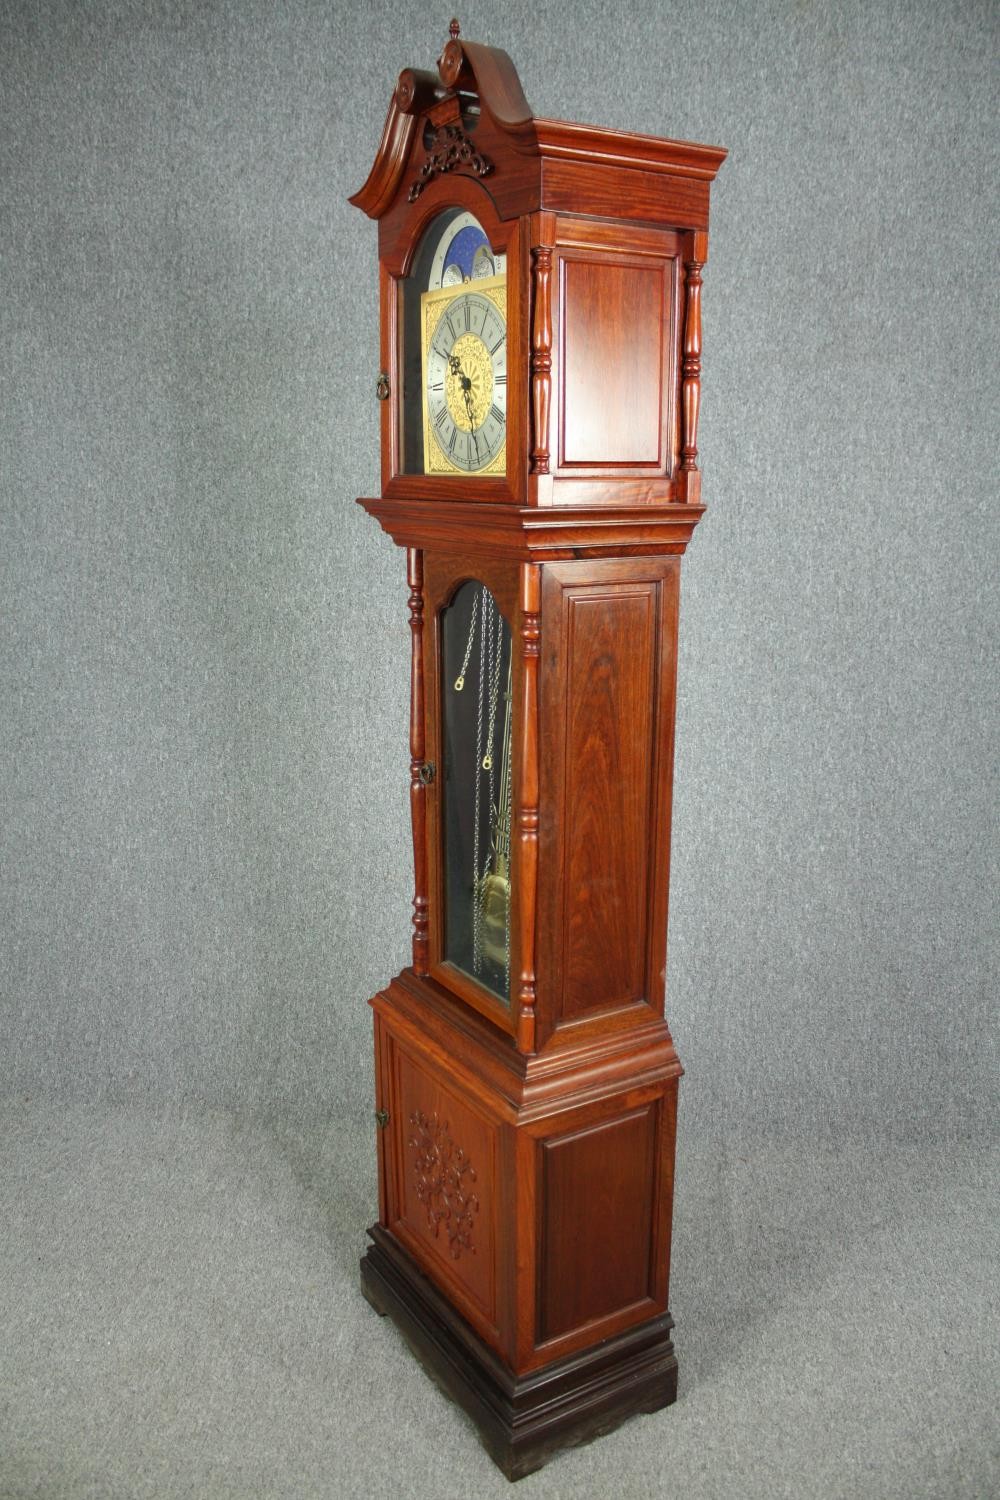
[449,352,480,439]
[449,353,473,393]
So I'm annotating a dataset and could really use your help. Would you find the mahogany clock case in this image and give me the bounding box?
[351,24,725,1481]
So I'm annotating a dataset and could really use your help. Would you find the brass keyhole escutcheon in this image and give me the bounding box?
[375,1108,389,1129]
[419,761,436,785]
[375,370,390,401]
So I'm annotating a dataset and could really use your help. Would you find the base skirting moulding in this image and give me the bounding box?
[360,1224,678,1481]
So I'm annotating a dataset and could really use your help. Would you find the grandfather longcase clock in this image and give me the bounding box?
[350,21,725,1480]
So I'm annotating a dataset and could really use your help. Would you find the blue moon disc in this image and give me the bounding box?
[443,225,492,282]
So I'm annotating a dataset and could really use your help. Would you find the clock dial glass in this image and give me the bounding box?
[440,581,513,1005]
[396,209,506,476]
[422,278,507,475]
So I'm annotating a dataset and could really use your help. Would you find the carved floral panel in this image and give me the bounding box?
[408,1109,480,1260]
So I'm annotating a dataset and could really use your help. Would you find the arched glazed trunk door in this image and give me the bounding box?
[439,580,513,1006]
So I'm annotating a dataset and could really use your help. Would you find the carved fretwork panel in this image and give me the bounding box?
[408,122,494,201]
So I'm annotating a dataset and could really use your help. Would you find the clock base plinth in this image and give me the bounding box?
[360,1224,678,1482]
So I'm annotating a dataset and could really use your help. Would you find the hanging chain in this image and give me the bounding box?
[482,603,504,771]
[459,585,512,990]
[504,864,511,995]
[481,610,502,963]
[454,589,479,692]
[502,656,512,996]
[480,594,498,914]
[471,587,487,973]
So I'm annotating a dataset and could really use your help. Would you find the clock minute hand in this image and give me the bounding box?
[463,390,481,462]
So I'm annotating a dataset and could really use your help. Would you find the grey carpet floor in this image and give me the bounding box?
[1,1102,996,1500]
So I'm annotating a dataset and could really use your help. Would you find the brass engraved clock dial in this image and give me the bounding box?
[421,275,507,476]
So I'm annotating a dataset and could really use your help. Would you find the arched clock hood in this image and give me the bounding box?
[350,20,726,231]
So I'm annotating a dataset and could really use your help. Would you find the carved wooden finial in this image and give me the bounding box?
[438,27,466,89]
[449,18,461,40]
